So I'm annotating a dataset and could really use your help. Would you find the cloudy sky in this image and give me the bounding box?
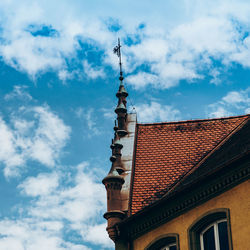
[0,0,249,249]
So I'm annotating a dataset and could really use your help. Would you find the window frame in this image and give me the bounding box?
[188,208,233,250]
[160,242,177,250]
[145,233,180,250]
[200,219,227,250]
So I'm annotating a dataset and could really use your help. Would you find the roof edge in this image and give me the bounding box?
[117,150,249,222]
[127,123,139,217]
[137,114,249,126]
[117,153,250,240]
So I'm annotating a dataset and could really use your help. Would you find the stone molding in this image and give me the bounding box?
[118,158,249,240]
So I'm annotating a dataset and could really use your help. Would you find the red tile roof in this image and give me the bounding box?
[130,115,249,215]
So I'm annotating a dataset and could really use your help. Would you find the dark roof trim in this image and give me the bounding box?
[118,154,250,240]
[137,114,249,126]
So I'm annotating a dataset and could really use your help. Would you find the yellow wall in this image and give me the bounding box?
[133,181,250,250]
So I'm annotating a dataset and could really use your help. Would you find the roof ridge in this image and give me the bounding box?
[137,114,249,126]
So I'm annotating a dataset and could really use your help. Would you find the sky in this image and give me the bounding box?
[0,0,249,249]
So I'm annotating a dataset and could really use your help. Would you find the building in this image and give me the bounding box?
[102,74,250,250]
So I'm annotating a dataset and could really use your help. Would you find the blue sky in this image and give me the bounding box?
[0,0,249,249]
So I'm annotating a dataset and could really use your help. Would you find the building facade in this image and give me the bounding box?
[102,79,250,250]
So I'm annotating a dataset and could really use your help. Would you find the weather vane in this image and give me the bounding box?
[113,38,124,82]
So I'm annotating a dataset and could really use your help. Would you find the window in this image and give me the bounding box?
[188,209,233,250]
[145,234,179,250]
[160,243,177,250]
[200,220,229,250]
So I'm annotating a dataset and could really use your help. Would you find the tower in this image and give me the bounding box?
[102,40,250,250]
[102,39,137,243]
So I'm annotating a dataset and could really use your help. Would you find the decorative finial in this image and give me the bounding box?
[113,38,124,82]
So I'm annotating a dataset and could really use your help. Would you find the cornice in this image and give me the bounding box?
[118,157,250,240]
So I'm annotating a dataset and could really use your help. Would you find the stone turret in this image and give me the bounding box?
[102,82,129,241]
[115,82,128,137]
[103,39,137,244]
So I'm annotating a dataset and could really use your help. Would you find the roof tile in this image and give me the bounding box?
[130,115,249,215]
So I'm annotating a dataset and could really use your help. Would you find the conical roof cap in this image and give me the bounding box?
[115,102,127,114]
[116,84,128,97]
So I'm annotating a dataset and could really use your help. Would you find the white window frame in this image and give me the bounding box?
[160,243,177,250]
[200,219,227,250]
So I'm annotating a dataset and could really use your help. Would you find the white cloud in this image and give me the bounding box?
[222,90,247,104]
[58,69,73,81]
[209,68,222,85]
[4,85,33,101]
[122,11,247,89]
[75,107,84,119]
[245,107,250,113]
[206,87,250,118]
[82,223,112,249]
[0,88,71,177]
[75,107,100,136]
[0,117,24,175]
[133,101,181,123]
[0,0,115,79]
[119,1,250,89]
[83,60,105,79]
[26,163,106,224]
[19,172,59,197]
[13,119,35,135]
[102,108,116,120]
[171,16,236,55]
[126,72,158,89]
[206,106,233,118]
[0,0,81,77]
[128,38,169,62]
[0,219,90,250]
[15,162,113,249]
[0,0,250,88]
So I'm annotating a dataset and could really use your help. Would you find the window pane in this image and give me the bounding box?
[169,246,177,250]
[203,226,216,250]
[218,221,229,250]
[160,244,176,250]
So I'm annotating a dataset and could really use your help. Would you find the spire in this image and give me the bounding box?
[102,126,126,242]
[113,38,124,82]
[102,39,129,242]
[113,38,128,137]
